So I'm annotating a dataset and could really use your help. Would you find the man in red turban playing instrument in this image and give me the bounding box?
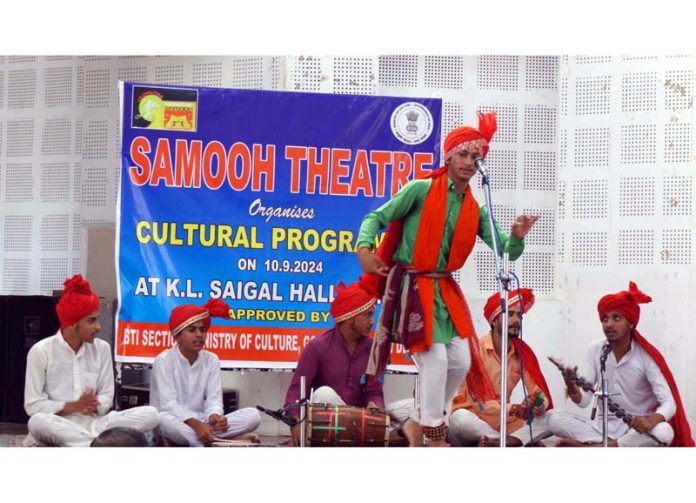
[449,289,554,446]
[548,282,694,447]
[357,112,538,446]
[24,275,160,446]
[284,281,422,446]
[149,299,261,446]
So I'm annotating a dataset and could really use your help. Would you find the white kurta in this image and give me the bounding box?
[150,345,260,446]
[548,338,676,446]
[24,331,159,447]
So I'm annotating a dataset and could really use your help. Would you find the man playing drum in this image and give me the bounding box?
[284,281,421,446]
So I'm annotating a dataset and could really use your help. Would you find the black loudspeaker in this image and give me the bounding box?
[223,389,238,414]
[117,384,150,410]
[0,296,60,423]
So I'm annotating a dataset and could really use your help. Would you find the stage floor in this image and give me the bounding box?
[0,422,561,447]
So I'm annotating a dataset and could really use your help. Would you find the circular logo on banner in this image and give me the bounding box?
[390,102,434,145]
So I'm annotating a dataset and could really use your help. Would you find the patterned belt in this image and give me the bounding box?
[403,268,451,279]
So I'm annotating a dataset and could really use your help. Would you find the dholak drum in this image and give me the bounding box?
[305,404,390,447]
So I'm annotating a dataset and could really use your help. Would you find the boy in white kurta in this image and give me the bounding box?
[150,300,261,446]
[24,275,160,447]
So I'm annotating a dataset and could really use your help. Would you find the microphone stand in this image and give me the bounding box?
[598,345,611,448]
[477,156,511,448]
[300,375,306,448]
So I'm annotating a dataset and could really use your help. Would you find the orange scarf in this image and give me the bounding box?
[361,167,497,402]
[409,170,478,351]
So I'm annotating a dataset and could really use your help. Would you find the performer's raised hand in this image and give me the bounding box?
[357,247,390,277]
[510,214,539,239]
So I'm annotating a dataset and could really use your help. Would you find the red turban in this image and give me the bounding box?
[169,299,231,336]
[330,281,376,324]
[56,275,100,328]
[443,112,497,162]
[597,281,652,326]
[483,288,535,325]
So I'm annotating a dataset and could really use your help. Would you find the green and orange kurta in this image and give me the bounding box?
[357,174,524,347]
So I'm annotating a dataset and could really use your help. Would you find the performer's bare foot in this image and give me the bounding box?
[233,433,261,444]
[556,437,617,447]
[427,439,448,447]
[478,436,523,447]
[478,436,497,447]
[402,419,423,447]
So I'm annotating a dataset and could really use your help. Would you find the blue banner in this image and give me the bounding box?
[116,81,441,368]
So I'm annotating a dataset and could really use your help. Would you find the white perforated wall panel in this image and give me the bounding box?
[286,56,377,95]
[7,69,37,109]
[44,66,73,107]
[622,72,657,112]
[0,55,286,295]
[424,56,463,89]
[379,55,418,88]
[1,56,83,295]
[41,162,71,202]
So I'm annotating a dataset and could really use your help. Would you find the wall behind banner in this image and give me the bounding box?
[1,55,694,438]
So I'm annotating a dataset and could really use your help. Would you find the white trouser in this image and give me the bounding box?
[158,408,261,447]
[448,408,552,446]
[412,337,471,428]
[25,406,160,447]
[384,398,418,428]
[311,387,418,428]
[547,409,674,447]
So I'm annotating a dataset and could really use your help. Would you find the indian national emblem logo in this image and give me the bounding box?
[390,102,434,145]
[405,110,419,134]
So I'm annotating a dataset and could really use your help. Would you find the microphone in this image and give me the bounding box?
[599,343,611,373]
[256,405,298,427]
[474,156,489,177]
[590,392,600,420]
